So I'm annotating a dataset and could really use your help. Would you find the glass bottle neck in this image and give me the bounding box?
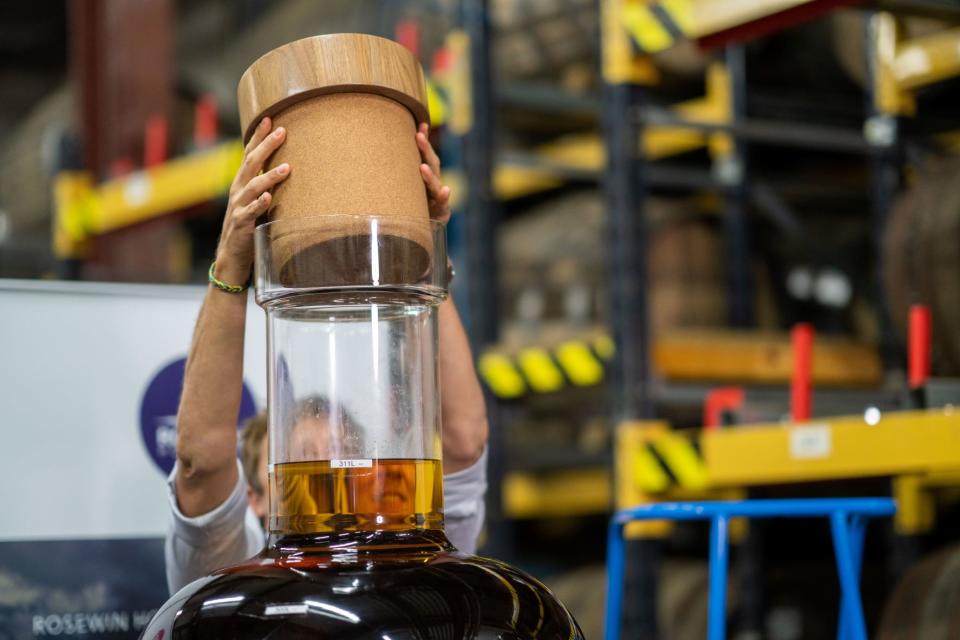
[262,297,447,545]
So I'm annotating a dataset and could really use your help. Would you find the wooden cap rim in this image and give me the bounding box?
[237,33,429,142]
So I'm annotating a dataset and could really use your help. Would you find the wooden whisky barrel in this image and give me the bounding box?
[877,543,960,640]
[883,156,960,373]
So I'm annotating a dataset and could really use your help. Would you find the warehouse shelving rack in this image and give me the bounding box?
[449,0,960,567]
[599,1,960,637]
[47,2,960,611]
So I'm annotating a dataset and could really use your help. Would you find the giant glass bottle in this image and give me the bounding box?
[139,34,583,639]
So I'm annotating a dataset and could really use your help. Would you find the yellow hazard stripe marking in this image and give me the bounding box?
[594,335,616,360]
[622,2,673,53]
[602,0,661,85]
[652,433,708,489]
[633,445,671,493]
[518,348,565,394]
[478,353,526,399]
[659,0,692,34]
[479,338,611,397]
[556,341,604,386]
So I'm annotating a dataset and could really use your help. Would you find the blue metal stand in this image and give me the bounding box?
[604,498,896,640]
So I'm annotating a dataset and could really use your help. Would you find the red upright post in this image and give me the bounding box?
[194,94,219,149]
[704,387,745,429]
[908,305,932,391]
[791,323,814,422]
[144,114,169,168]
[395,19,421,59]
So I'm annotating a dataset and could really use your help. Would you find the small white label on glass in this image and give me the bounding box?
[330,459,373,469]
[265,604,308,616]
[789,425,832,459]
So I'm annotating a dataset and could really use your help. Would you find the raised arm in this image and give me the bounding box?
[437,298,489,471]
[416,124,489,473]
[174,118,289,517]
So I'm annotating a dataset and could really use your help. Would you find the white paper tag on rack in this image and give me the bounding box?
[789,424,832,460]
[330,459,373,469]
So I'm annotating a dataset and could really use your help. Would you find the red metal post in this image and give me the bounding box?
[144,115,169,168]
[791,323,814,422]
[194,94,219,149]
[395,19,421,59]
[908,305,932,390]
[704,387,745,429]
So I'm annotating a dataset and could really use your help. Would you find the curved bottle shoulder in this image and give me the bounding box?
[140,551,583,639]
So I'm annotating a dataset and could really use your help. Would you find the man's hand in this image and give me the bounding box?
[215,117,290,285]
[416,123,452,224]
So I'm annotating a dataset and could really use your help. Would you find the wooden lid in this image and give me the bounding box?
[237,33,429,143]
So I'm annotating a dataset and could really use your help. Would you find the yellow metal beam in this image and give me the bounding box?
[58,110,733,250]
[703,409,960,487]
[52,142,243,258]
[503,467,611,518]
[53,58,458,258]
[480,328,881,398]
[492,166,564,201]
[91,142,242,234]
[602,0,660,85]
[869,14,960,116]
[498,59,731,200]
[622,0,822,55]
[534,134,605,171]
[687,0,815,39]
[654,329,883,386]
[616,421,747,538]
[533,62,730,165]
[646,62,732,159]
[871,12,916,116]
[616,411,960,534]
[894,26,960,91]
[53,46,734,245]
[892,474,936,535]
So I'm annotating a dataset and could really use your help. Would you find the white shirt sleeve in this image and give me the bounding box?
[443,448,488,555]
[164,459,264,595]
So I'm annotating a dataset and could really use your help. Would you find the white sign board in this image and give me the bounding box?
[0,279,267,638]
[0,279,267,541]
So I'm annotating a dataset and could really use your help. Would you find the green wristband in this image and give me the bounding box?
[208,261,250,294]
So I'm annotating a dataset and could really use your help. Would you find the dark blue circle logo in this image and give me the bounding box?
[140,357,257,475]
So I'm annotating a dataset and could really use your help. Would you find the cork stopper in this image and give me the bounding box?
[238,34,432,289]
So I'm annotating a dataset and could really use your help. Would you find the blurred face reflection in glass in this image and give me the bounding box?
[289,415,336,461]
[266,402,418,528]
